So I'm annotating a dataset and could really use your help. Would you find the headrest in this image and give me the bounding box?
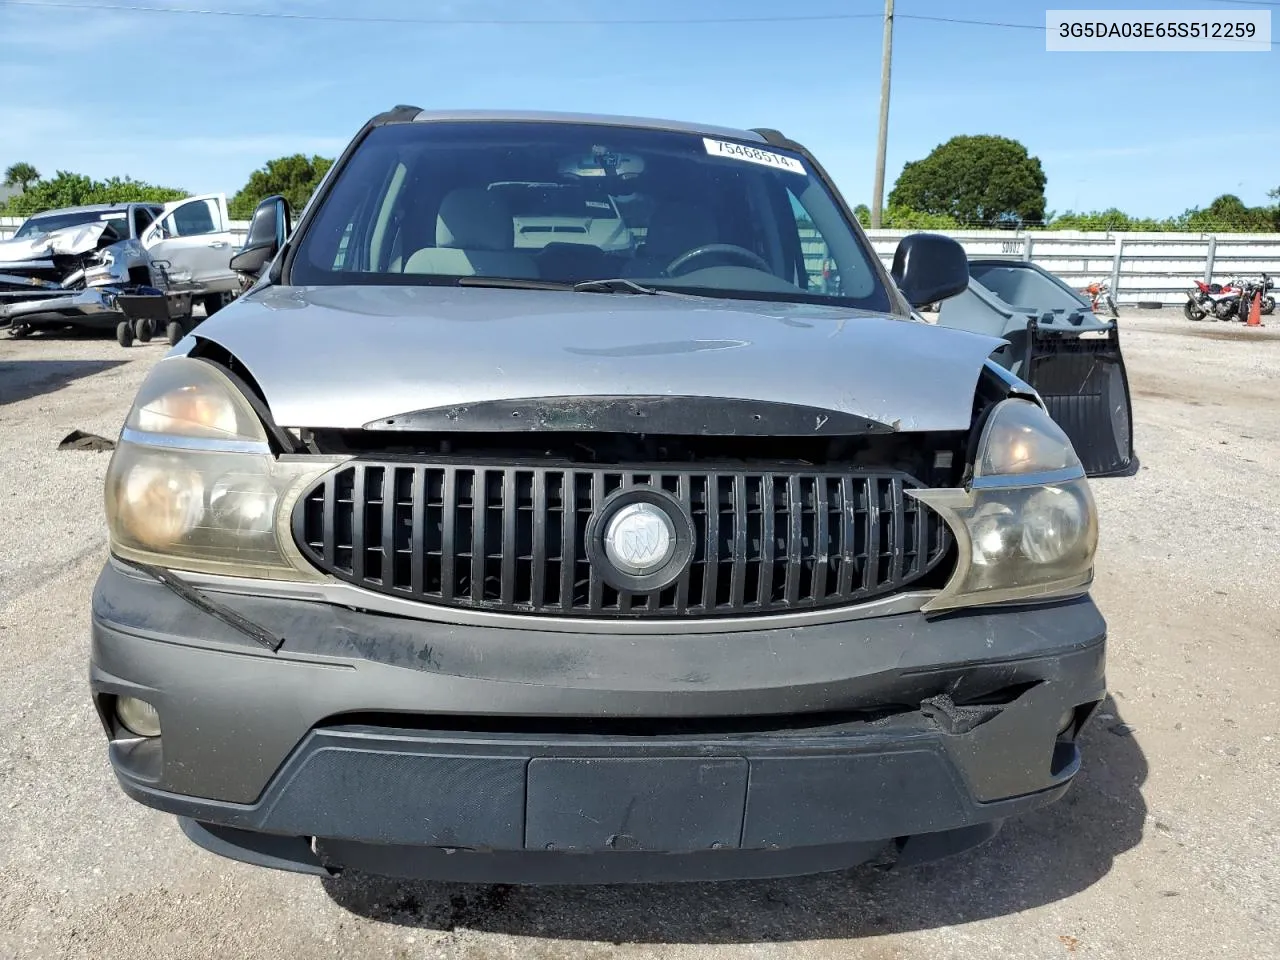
[437,187,514,251]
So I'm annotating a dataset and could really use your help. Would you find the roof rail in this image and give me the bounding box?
[750,127,793,148]
[372,104,425,125]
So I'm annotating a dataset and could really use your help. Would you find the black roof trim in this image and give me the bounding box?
[371,104,424,126]
[750,127,794,148]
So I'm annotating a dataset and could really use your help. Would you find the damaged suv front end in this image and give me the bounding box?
[89,108,1106,885]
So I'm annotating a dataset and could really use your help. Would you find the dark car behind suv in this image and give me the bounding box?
[89,107,1106,885]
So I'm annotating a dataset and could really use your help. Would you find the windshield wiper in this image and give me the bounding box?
[455,277,573,291]
[453,276,660,296]
[573,278,659,295]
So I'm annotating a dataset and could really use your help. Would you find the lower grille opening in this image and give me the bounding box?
[320,707,918,740]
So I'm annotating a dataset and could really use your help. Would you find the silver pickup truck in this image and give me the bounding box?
[1,194,241,346]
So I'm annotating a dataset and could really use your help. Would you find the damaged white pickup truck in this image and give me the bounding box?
[0,194,241,346]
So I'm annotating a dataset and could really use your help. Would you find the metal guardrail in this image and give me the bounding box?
[4,217,1277,305]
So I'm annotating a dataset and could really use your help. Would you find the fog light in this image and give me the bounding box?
[116,696,162,737]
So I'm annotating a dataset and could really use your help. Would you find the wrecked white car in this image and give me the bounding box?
[0,194,240,346]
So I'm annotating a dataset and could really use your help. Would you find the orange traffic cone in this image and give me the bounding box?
[1247,290,1262,326]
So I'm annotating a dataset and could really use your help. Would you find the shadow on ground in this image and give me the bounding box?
[323,696,1146,944]
[0,359,128,406]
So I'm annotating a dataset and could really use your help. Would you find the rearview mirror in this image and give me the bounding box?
[230,195,292,279]
[891,232,970,308]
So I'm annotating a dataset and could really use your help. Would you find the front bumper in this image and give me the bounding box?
[0,287,122,326]
[1,287,191,328]
[90,560,1106,883]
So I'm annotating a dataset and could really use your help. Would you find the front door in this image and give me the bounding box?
[142,194,235,291]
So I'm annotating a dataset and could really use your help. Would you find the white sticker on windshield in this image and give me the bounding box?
[702,137,806,174]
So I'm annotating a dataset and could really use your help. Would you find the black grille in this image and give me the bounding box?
[292,462,951,618]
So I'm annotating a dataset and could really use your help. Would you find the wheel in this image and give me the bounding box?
[199,293,224,316]
[116,319,134,347]
[1184,300,1206,321]
[166,319,186,345]
[1262,296,1276,316]
[134,316,153,343]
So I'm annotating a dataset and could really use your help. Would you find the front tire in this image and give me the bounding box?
[166,319,187,346]
[1262,295,1276,316]
[200,293,225,317]
[116,320,134,348]
[134,317,153,343]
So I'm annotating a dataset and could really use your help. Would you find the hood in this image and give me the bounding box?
[0,222,112,267]
[192,285,1007,433]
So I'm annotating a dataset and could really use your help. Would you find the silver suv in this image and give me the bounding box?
[90,107,1106,885]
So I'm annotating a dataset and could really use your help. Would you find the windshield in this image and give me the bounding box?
[290,121,890,310]
[13,210,129,241]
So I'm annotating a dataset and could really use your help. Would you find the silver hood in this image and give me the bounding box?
[0,222,111,268]
[191,285,1008,433]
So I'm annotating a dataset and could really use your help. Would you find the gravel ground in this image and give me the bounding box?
[0,310,1276,960]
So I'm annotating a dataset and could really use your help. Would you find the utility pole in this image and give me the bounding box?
[870,0,894,228]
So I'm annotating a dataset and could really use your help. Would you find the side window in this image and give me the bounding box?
[787,188,834,294]
[133,207,155,237]
[162,199,219,239]
[333,221,355,270]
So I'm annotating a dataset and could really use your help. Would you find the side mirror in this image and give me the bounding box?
[229,195,292,278]
[890,232,970,308]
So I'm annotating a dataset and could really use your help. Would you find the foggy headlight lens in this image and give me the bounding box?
[969,502,1021,566]
[105,356,338,581]
[911,399,1098,613]
[127,356,267,444]
[106,442,331,580]
[1020,486,1088,564]
[208,474,278,535]
[121,463,205,549]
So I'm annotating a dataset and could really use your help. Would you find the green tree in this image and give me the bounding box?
[4,171,187,217]
[889,135,1047,227]
[3,161,41,192]
[881,204,960,230]
[1182,194,1277,232]
[229,154,333,220]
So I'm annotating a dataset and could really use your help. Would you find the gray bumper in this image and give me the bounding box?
[90,560,1106,879]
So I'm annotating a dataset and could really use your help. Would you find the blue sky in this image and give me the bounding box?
[1,0,1276,218]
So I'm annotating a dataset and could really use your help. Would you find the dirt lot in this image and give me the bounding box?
[0,311,1276,960]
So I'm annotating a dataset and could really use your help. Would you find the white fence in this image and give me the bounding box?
[860,229,1280,305]
[5,215,1278,306]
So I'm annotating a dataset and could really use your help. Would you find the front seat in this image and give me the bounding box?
[403,187,539,279]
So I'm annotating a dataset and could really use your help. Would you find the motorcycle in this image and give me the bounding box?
[1184,277,1245,321]
[1208,273,1275,322]
[1083,278,1118,317]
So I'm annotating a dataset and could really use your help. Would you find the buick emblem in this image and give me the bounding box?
[603,502,676,576]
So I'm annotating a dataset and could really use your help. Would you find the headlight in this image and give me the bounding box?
[910,398,1099,613]
[105,357,340,580]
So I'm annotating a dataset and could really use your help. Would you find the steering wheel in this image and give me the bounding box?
[664,243,772,277]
